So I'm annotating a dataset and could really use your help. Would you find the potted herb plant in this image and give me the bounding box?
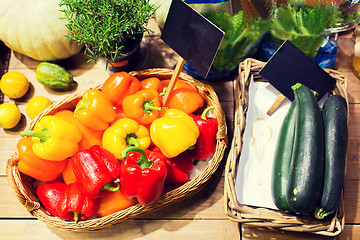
[59,0,156,71]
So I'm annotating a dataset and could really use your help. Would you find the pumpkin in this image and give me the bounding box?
[0,0,83,61]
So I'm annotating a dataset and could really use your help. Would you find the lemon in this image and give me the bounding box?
[0,103,21,129]
[0,71,30,99]
[26,96,52,120]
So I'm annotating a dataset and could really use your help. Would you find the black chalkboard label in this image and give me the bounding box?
[161,0,224,78]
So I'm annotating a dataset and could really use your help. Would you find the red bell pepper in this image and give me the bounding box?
[90,145,121,180]
[57,181,99,223]
[120,147,167,205]
[72,145,120,197]
[151,147,193,187]
[36,181,67,217]
[189,106,218,160]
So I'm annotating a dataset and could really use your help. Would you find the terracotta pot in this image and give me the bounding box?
[107,34,143,72]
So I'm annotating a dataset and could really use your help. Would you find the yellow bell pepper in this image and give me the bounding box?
[20,115,82,161]
[102,118,151,159]
[150,109,199,158]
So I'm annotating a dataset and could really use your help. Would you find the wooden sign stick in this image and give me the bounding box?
[266,94,286,116]
[162,57,186,106]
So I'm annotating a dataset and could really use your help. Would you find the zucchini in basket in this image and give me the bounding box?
[286,83,324,215]
[315,95,348,219]
[272,99,297,212]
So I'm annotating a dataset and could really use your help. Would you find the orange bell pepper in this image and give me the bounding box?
[101,71,141,105]
[165,87,204,114]
[54,110,103,150]
[74,89,116,130]
[111,104,125,124]
[62,157,76,185]
[159,80,203,114]
[161,79,196,91]
[96,190,137,217]
[158,106,169,118]
[140,77,164,94]
[122,89,162,125]
[17,137,67,182]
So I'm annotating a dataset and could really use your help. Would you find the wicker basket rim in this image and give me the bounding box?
[6,68,228,232]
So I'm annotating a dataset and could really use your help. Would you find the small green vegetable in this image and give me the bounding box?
[36,62,74,90]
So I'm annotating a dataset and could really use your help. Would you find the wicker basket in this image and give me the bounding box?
[6,68,227,232]
[224,58,348,236]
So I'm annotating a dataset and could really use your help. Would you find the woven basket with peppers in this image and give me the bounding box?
[6,68,227,232]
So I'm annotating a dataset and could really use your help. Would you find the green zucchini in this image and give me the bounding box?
[271,100,297,212]
[315,95,348,219]
[286,83,324,215]
[36,62,74,89]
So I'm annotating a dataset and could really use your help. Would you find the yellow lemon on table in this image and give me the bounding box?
[0,71,30,99]
[26,96,52,120]
[0,103,21,129]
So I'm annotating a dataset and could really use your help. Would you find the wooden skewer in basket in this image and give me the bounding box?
[162,57,185,106]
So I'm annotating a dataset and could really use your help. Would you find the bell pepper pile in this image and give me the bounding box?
[17,71,219,223]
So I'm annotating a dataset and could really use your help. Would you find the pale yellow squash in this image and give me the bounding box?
[0,0,83,61]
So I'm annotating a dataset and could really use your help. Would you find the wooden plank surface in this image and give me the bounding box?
[0,219,240,240]
[0,19,359,239]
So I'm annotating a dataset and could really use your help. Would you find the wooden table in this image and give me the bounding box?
[0,20,359,239]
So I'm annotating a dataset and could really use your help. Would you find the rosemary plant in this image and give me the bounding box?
[60,0,156,64]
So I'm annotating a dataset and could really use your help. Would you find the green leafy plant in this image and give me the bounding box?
[203,10,269,72]
[269,4,342,57]
[341,9,360,28]
[60,0,156,64]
